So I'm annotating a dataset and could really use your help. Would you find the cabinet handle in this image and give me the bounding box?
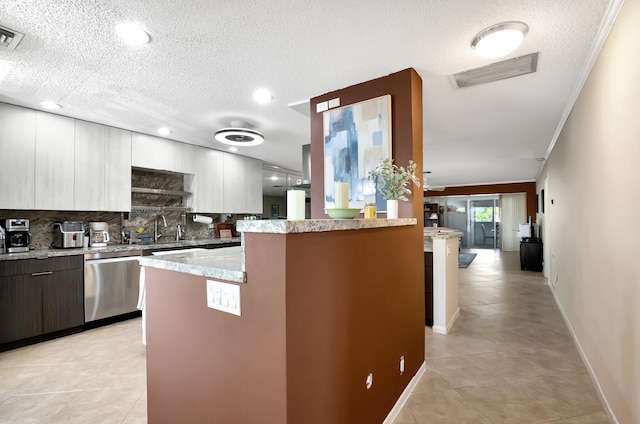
[31,271,53,276]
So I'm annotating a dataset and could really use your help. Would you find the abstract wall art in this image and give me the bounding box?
[323,94,392,211]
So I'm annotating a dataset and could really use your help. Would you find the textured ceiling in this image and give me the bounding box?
[0,0,617,189]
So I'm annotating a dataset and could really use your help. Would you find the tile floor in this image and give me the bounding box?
[0,249,609,423]
[393,249,610,424]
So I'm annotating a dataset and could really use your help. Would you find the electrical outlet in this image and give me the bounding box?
[207,280,241,316]
[365,373,373,390]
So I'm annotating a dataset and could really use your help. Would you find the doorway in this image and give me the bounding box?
[436,196,499,249]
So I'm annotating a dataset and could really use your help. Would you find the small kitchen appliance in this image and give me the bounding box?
[52,221,85,248]
[89,222,110,247]
[3,219,31,253]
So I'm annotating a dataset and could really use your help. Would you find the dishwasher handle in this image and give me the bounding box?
[31,271,53,276]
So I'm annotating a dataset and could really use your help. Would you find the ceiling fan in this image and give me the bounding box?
[423,172,446,192]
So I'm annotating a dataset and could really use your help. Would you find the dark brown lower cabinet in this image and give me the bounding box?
[0,256,84,346]
[424,252,433,326]
[0,274,43,343]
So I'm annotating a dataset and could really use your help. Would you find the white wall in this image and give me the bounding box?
[537,1,640,422]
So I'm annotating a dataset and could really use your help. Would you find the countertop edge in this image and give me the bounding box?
[0,238,241,262]
[139,256,246,284]
[237,218,417,234]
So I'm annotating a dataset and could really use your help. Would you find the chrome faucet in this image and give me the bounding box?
[154,214,168,242]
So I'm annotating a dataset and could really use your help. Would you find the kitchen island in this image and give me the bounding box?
[423,228,463,335]
[140,218,425,424]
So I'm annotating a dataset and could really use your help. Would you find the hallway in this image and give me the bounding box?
[394,249,609,423]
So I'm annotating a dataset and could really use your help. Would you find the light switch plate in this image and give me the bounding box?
[207,280,241,316]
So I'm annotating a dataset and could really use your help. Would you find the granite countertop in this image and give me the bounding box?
[138,246,245,283]
[236,218,417,234]
[0,238,241,261]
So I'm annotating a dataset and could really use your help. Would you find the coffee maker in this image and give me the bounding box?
[3,219,31,253]
[89,222,110,247]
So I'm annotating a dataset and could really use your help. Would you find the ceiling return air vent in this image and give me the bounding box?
[0,25,24,50]
[449,52,538,88]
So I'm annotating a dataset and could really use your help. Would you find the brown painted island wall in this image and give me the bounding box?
[145,223,423,424]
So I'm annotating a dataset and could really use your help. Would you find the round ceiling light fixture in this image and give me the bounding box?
[115,23,151,46]
[214,128,264,146]
[40,101,62,110]
[471,21,528,59]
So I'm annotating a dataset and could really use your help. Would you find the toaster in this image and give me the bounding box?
[52,221,85,248]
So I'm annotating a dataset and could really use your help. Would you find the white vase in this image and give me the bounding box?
[386,199,399,219]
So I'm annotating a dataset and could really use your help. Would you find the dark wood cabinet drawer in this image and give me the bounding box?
[0,255,83,277]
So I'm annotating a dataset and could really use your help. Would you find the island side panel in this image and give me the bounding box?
[144,249,288,424]
[282,225,424,424]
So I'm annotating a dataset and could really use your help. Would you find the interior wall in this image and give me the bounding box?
[426,182,536,222]
[309,68,424,225]
[537,1,640,422]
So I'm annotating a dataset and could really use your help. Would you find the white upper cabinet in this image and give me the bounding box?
[223,153,263,214]
[131,133,195,174]
[189,147,224,213]
[35,112,75,210]
[0,104,36,209]
[75,120,132,211]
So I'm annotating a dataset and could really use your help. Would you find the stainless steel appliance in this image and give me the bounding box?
[84,250,142,322]
[52,221,85,248]
[3,219,31,253]
[89,222,110,247]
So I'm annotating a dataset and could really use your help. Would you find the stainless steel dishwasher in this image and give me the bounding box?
[84,250,142,322]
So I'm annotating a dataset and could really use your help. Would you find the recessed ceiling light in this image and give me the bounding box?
[40,101,61,109]
[157,127,172,136]
[228,147,239,152]
[115,23,151,46]
[215,128,264,146]
[471,21,528,59]
[253,88,273,104]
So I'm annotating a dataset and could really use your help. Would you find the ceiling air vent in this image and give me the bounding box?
[449,52,538,89]
[0,25,24,50]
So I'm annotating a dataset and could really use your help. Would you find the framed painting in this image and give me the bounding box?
[323,94,392,211]
[271,204,279,217]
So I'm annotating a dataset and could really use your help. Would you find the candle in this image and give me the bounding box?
[334,182,349,208]
[287,190,305,220]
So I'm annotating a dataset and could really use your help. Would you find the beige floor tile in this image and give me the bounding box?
[122,391,148,424]
[428,355,504,388]
[50,388,143,424]
[391,407,418,424]
[563,411,611,423]
[403,389,493,424]
[510,375,603,417]
[456,381,561,424]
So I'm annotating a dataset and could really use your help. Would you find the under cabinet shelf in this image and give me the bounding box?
[131,205,192,213]
[131,187,192,197]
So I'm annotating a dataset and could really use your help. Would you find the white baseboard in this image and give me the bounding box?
[432,307,460,335]
[548,282,619,424]
[382,361,426,424]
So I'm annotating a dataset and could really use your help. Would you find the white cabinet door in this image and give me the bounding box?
[131,133,195,174]
[190,147,224,212]
[75,121,132,211]
[223,153,263,213]
[35,112,75,210]
[0,104,36,209]
[104,127,132,211]
[74,120,105,210]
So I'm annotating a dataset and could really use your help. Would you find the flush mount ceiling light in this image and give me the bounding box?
[471,21,528,59]
[253,88,273,104]
[214,128,264,146]
[115,23,151,46]
[40,101,62,109]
